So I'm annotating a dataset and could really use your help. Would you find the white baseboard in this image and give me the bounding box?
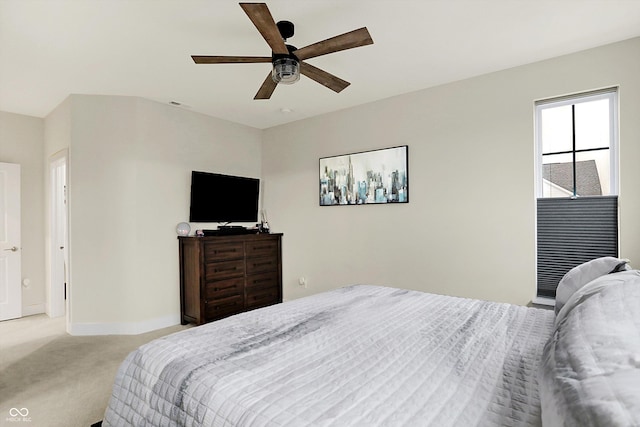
[22,303,46,316]
[68,313,181,336]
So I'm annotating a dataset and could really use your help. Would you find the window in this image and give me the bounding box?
[535,88,618,299]
[537,89,617,198]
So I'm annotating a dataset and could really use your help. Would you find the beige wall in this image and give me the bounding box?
[0,111,46,314]
[65,95,262,332]
[262,37,640,305]
[9,95,262,333]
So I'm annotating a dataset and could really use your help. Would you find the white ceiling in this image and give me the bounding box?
[2,0,640,130]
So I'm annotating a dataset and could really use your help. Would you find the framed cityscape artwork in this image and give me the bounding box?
[319,145,409,206]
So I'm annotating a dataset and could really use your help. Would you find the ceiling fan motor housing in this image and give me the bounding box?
[272,44,300,84]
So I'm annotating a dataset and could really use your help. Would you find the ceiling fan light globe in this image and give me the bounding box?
[272,58,300,85]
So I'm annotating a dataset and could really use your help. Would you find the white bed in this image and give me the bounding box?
[103,284,555,426]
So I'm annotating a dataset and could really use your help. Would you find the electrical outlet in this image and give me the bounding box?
[298,277,307,288]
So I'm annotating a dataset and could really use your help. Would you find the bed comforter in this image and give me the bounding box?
[539,270,640,427]
[103,285,554,426]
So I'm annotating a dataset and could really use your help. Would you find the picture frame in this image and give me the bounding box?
[319,145,409,206]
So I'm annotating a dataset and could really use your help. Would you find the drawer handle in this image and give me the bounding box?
[215,249,238,254]
[252,245,272,250]
[215,266,238,273]
[252,261,272,267]
[214,301,239,310]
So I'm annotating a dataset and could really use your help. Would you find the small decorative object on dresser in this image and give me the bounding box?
[178,233,283,325]
[258,209,270,233]
[176,222,191,236]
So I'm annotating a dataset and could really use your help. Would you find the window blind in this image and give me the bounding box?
[536,196,618,298]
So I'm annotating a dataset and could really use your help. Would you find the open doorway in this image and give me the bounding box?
[48,150,68,325]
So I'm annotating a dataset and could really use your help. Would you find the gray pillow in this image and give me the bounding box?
[555,257,630,314]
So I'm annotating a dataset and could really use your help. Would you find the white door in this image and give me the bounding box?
[0,162,22,321]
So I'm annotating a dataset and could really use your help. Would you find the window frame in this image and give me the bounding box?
[533,88,619,303]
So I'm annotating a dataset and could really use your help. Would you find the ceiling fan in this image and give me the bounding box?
[191,2,374,100]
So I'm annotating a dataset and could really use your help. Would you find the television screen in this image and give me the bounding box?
[189,171,260,223]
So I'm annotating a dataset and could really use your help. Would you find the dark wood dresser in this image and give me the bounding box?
[178,233,283,325]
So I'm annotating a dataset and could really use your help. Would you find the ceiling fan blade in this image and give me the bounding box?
[293,27,373,60]
[254,72,278,99]
[300,62,350,93]
[192,55,272,64]
[240,3,288,55]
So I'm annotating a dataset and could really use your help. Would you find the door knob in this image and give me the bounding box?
[3,246,18,252]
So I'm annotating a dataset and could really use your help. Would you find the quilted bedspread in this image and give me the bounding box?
[103,285,555,426]
[539,270,640,427]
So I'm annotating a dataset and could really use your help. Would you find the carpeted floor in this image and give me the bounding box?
[0,314,189,427]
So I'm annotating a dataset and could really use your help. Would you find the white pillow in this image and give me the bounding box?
[555,257,630,314]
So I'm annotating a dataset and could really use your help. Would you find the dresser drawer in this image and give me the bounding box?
[246,255,278,275]
[205,259,245,280]
[246,239,279,258]
[245,287,280,310]
[246,271,279,290]
[205,277,243,299]
[205,295,244,321]
[204,242,244,261]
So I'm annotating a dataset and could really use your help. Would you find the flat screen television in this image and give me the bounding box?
[189,171,260,223]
